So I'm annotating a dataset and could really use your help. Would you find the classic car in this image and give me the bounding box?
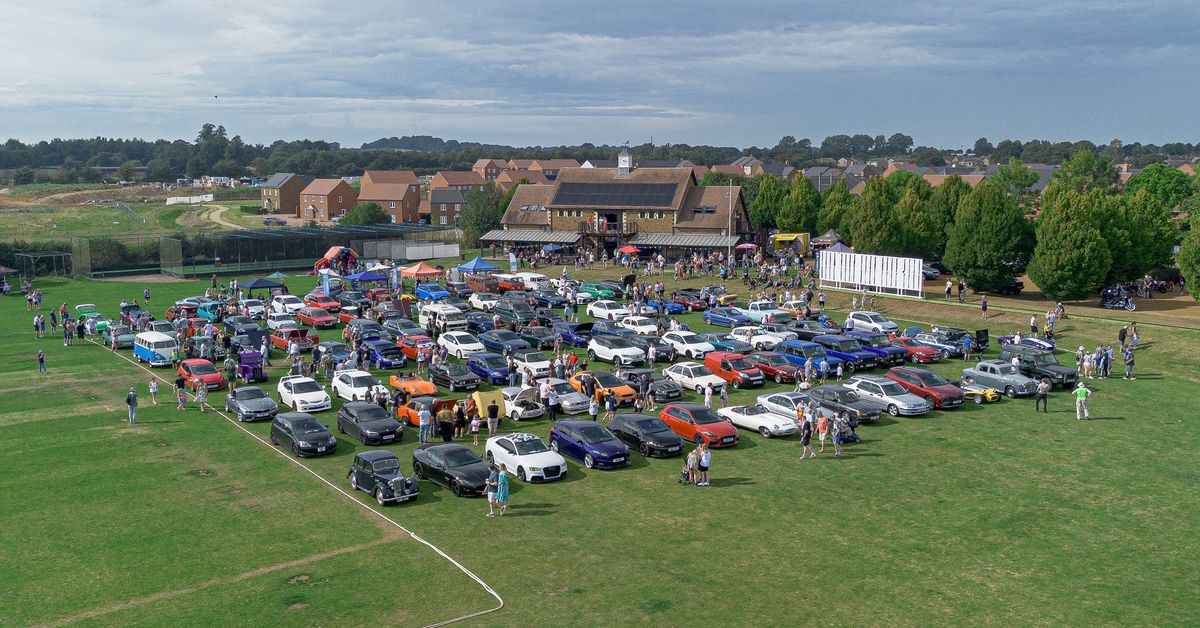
[997,333,1056,352]
[733,300,790,323]
[619,316,659,335]
[266,312,296,331]
[548,420,631,469]
[568,371,637,404]
[270,412,337,457]
[277,375,332,412]
[670,290,708,311]
[517,325,556,350]
[429,362,482,392]
[717,404,800,438]
[662,361,727,395]
[465,311,495,333]
[363,339,409,369]
[101,324,136,349]
[185,335,227,361]
[296,307,337,329]
[703,307,753,328]
[223,385,279,422]
[961,360,1039,397]
[578,282,616,299]
[806,385,883,423]
[659,402,740,447]
[412,443,490,496]
[270,328,317,352]
[178,358,226,391]
[337,401,404,445]
[885,367,966,409]
[746,351,800,383]
[730,326,782,351]
[843,375,931,416]
[348,449,420,505]
[756,391,816,420]
[997,346,1077,388]
[119,303,153,326]
[222,315,261,337]
[388,374,438,397]
[608,413,684,457]
[485,433,567,482]
[238,298,267,319]
[331,369,388,402]
[958,381,1002,404]
[845,331,908,366]
[303,292,341,312]
[479,329,530,355]
[398,335,436,361]
[337,306,364,324]
[913,332,968,359]
[316,341,352,363]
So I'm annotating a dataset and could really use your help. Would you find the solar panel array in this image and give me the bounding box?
[551,182,678,207]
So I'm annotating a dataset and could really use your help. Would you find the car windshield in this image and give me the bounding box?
[832,339,863,352]
[856,335,886,348]
[879,382,908,396]
[996,365,1020,375]
[379,347,403,356]
[325,343,348,353]
[371,458,400,473]
[801,346,828,359]
[239,388,266,400]
[292,380,322,393]
[493,331,520,341]
[514,439,550,455]
[677,333,700,343]
[294,419,325,434]
[757,354,789,366]
[510,303,534,313]
[189,363,217,375]
[866,314,887,323]
[691,408,724,424]
[306,308,330,317]
[525,328,552,337]
[443,448,482,466]
[481,356,507,368]
[635,419,671,434]
[1032,354,1059,366]
[515,351,548,363]
[837,390,860,402]
[921,371,949,385]
[580,426,618,444]
[243,300,263,307]
[445,364,472,376]
[593,372,623,388]
[551,382,576,395]
[111,326,131,335]
[729,359,754,370]
[351,376,378,388]
[706,334,733,342]
[607,338,635,349]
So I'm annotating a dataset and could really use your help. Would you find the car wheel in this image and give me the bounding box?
[450,480,463,497]
[517,467,527,482]
[974,395,984,405]
[375,487,386,506]
[732,379,741,389]
[587,349,596,361]
[292,401,298,411]
[911,354,920,363]
[774,373,783,384]
[350,474,358,490]
[270,433,279,446]
[924,395,935,408]
[695,385,704,394]
[693,434,705,446]
[413,462,425,479]
[887,404,899,416]
[845,362,856,373]
[448,382,456,392]
[640,443,651,457]
[291,444,300,456]
[1005,385,1017,398]
[485,451,494,462]
[759,426,771,438]
[550,440,560,453]
[584,454,595,469]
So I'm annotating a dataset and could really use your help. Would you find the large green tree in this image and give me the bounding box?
[459,182,506,247]
[1122,188,1179,276]
[991,158,1041,209]
[943,180,1032,291]
[816,179,855,237]
[749,175,785,230]
[1026,186,1113,299]
[1050,149,1119,194]
[776,175,820,234]
[1124,163,1196,209]
[893,185,947,259]
[849,177,902,253]
[1177,226,1200,303]
[339,202,390,225]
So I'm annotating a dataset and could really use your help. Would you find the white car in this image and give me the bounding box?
[586,300,631,320]
[734,300,789,323]
[620,316,658,335]
[438,331,485,358]
[239,298,267,319]
[845,310,898,334]
[511,349,552,379]
[544,377,590,414]
[758,323,799,341]
[661,331,715,359]
[501,386,545,420]
[843,375,931,416]
[330,369,388,402]
[277,375,332,412]
[266,312,297,331]
[717,404,799,438]
[586,336,646,366]
[468,292,499,312]
[485,433,567,482]
[271,294,305,314]
[568,290,594,305]
[663,362,727,395]
[730,326,781,350]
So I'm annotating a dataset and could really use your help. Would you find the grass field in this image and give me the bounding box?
[1,271,1198,626]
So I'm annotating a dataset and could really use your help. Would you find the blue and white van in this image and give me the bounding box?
[134,331,177,367]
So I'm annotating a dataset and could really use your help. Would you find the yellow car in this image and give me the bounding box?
[959,382,1001,404]
[716,294,739,306]
[778,299,809,316]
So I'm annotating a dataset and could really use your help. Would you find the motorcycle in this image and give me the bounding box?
[1101,295,1136,311]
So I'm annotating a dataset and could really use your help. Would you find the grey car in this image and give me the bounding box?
[961,360,1038,397]
[223,386,279,422]
[843,375,931,416]
[619,368,684,402]
[545,378,591,414]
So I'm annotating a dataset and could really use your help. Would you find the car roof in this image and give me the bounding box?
[503,432,541,442]
[344,401,381,411]
[555,419,602,428]
[277,411,317,422]
[356,449,398,462]
[847,374,890,384]
[665,402,708,411]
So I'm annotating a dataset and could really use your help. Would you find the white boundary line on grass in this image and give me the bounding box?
[91,340,504,627]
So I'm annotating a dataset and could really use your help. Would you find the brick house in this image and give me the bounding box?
[494,169,549,192]
[430,171,486,192]
[529,159,581,179]
[507,159,536,171]
[358,170,420,223]
[298,179,358,221]
[472,159,507,181]
[260,172,312,215]
[429,188,467,227]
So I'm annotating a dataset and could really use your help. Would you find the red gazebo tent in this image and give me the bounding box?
[617,245,640,254]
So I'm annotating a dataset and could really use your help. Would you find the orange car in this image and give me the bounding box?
[303,292,340,312]
[366,287,391,303]
[296,306,337,329]
[389,374,438,397]
[567,371,637,405]
[395,397,456,427]
[178,358,226,391]
[398,335,435,361]
[338,306,363,324]
[270,328,318,351]
[165,304,198,321]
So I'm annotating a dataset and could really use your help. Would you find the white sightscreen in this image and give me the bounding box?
[818,251,924,298]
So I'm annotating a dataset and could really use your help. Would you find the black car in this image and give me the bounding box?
[493,300,537,325]
[337,401,404,445]
[997,345,1077,388]
[465,311,495,333]
[223,315,260,337]
[270,412,338,457]
[806,385,881,424]
[533,308,565,327]
[338,291,372,310]
[533,291,568,308]
[186,335,228,361]
[445,281,473,298]
[518,325,556,349]
[998,279,1024,295]
[609,413,684,457]
[618,368,684,402]
[347,319,394,342]
[429,362,482,392]
[626,334,677,362]
[223,386,279,422]
[348,449,420,505]
[412,443,490,497]
[786,319,840,341]
[931,327,989,353]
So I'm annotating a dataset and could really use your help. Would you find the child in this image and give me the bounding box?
[835,363,844,383]
[470,413,481,446]
[177,387,187,411]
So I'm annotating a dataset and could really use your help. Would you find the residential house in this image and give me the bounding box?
[430,170,486,192]
[921,174,988,188]
[472,159,507,181]
[429,188,467,227]
[358,170,421,223]
[529,159,581,179]
[843,164,877,178]
[1180,163,1196,176]
[731,156,763,176]
[803,166,845,192]
[507,159,536,171]
[298,179,358,221]
[260,172,312,215]
[754,163,797,180]
[709,165,744,177]
[494,169,550,192]
[581,159,618,168]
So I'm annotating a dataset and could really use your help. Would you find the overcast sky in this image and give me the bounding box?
[2,0,1198,149]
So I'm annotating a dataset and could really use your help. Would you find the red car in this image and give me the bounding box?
[296,306,337,329]
[398,335,435,361]
[337,306,363,324]
[495,275,524,293]
[366,287,391,303]
[671,291,708,311]
[165,304,198,321]
[178,358,226,391]
[303,292,340,312]
[659,402,740,447]
[703,351,765,389]
[746,351,799,383]
[890,337,942,364]
[270,328,318,351]
[885,367,965,408]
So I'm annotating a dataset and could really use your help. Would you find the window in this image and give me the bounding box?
[389,201,396,208]
[441,204,448,211]
[337,196,343,203]
[390,215,396,223]
[303,195,308,202]
[439,216,447,225]
[454,204,461,211]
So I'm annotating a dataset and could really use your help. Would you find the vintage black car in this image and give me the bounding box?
[806,385,882,424]
[518,325,557,349]
[428,362,482,392]
[223,386,279,422]
[608,413,684,457]
[337,401,404,445]
[444,281,473,298]
[186,335,227,361]
[412,443,490,497]
[348,449,420,505]
[270,412,338,457]
[223,315,261,337]
[618,368,684,402]
[532,308,565,327]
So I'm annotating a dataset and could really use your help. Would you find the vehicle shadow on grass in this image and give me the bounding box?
[707,476,755,488]
[1086,416,1125,421]
[503,501,558,517]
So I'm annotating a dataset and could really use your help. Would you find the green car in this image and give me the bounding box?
[74,303,108,331]
[518,325,556,349]
[579,282,616,299]
[101,324,137,348]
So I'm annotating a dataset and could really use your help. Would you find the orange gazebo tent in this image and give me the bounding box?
[400,261,443,278]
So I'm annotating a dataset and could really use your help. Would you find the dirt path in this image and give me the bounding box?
[200,204,243,229]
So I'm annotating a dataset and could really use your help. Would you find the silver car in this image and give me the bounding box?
[844,375,931,416]
[962,360,1038,397]
[546,378,590,414]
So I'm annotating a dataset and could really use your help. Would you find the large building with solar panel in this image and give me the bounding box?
[484,150,750,256]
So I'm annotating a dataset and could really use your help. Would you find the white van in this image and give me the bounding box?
[134,331,177,367]
[418,303,467,331]
[513,272,551,291]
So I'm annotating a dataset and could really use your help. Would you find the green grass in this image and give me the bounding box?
[1,272,1198,626]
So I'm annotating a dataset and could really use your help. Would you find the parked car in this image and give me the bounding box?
[437,331,486,358]
[222,315,260,337]
[466,352,509,385]
[363,339,409,369]
[774,339,845,371]
[806,385,882,423]
[465,311,495,333]
[296,307,337,329]
[704,351,766,389]
[517,325,556,350]
[885,367,966,409]
[388,374,438,398]
[270,294,305,314]
[997,333,1056,352]
[445,281,473,298]
[703,307,753,328]
[412,443,490,497]
[661,331,715,359]
[729,326,781,351]
[179,358,225,391]
[270,328,317,352]
[510,349,553,380]
[270,412,337,457]
[961,360,1039,397]
[479,329,531,356]
[997,345,1077,388]
[608,413,684,457]
[501,386,546,421]
[756,391,815,420]
[844,311,898,334]
[958,381,1002,404]
[277,375,332,412]
[266,312,296,331]
[223,385,279,422]
[626,334,677,363]
[845,331,908,366]
[331,369,388,402]
[429,362,482,392]
[733,300,789,323]
[337,401,404,445]
[586,300,631,320]
[658,402,740,447]
[552,322,593,347]
[485,433,567,482]
[717,404,799,438]
[913,332,967,359]
[493,300,537,326]
[811,335,879,372]
[843,374,931,416]
[395,397,456,427]
[567,371,637,404]
[317,341,352,364]
[746,351,800,384]
[619,316,658,335]
[543,377,591,414]
[590,320,635,338]
[617,368,684,402]
[578,282,616,300]
[697,332,754,354]
[398,335,436,361]
[662,361,727,395]
[303,292,340,312]
[891,337,942,364]
[587,336,646,366]
[548,420,631,469]
[238,298,267,319]
[468,292,500,312]
[101,324,136,349]
[670,290,708,311]
[348,449,420,505]
[415,283,450,301]
[645,298,685,315]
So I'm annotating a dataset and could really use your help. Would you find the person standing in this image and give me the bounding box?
[816,412,829,454]
[1030,314,1038,335]
[485,464,500,517]
[194,379,207,413]
[962,334,972,361]
[495,463,510,515]
[685,447,700,486]
[36,349,47,374]
[799,414,815,460]
[436,404,454,442]
[547,388,559,422]
[1130,323,1140,350]
[944,279,953,300]
[1034,379,1050,413]
[1123,346,1135,380]
[703,383,713,409]
[1118,325,1128,348]
[470,413,482,446]
[486,399,500,437]
[1073,382,1092,420]
[124,387,138,424]
[980,296,988,320]
[588,397,600,422]
[148,377,159,405]
[957,279,965,303]
[835,362,844,383]
[718,385,729,409]
[697,443,712,486]
[418,404,433,443]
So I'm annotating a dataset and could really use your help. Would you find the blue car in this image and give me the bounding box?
[645,299,685,315]
[465,311,495,333]
[591,321,636,338]
[844,331,907,366]
[317,341,353,363]
[553,322,592,347]
[466,352,509,384]
[703,307,752,328]
[364,339,409,369]
[533,291,568,308]
[698,332,754,354]
[549,420,631,469]
[774,339,846,371]
[479,329,531,355]
[812,335,878,372]
[415,283,451,301]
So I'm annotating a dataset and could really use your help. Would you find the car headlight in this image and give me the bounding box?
[529,466,541,472]
[702,431,716,438]
[297,440,311,447]
[363,430,378,436]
